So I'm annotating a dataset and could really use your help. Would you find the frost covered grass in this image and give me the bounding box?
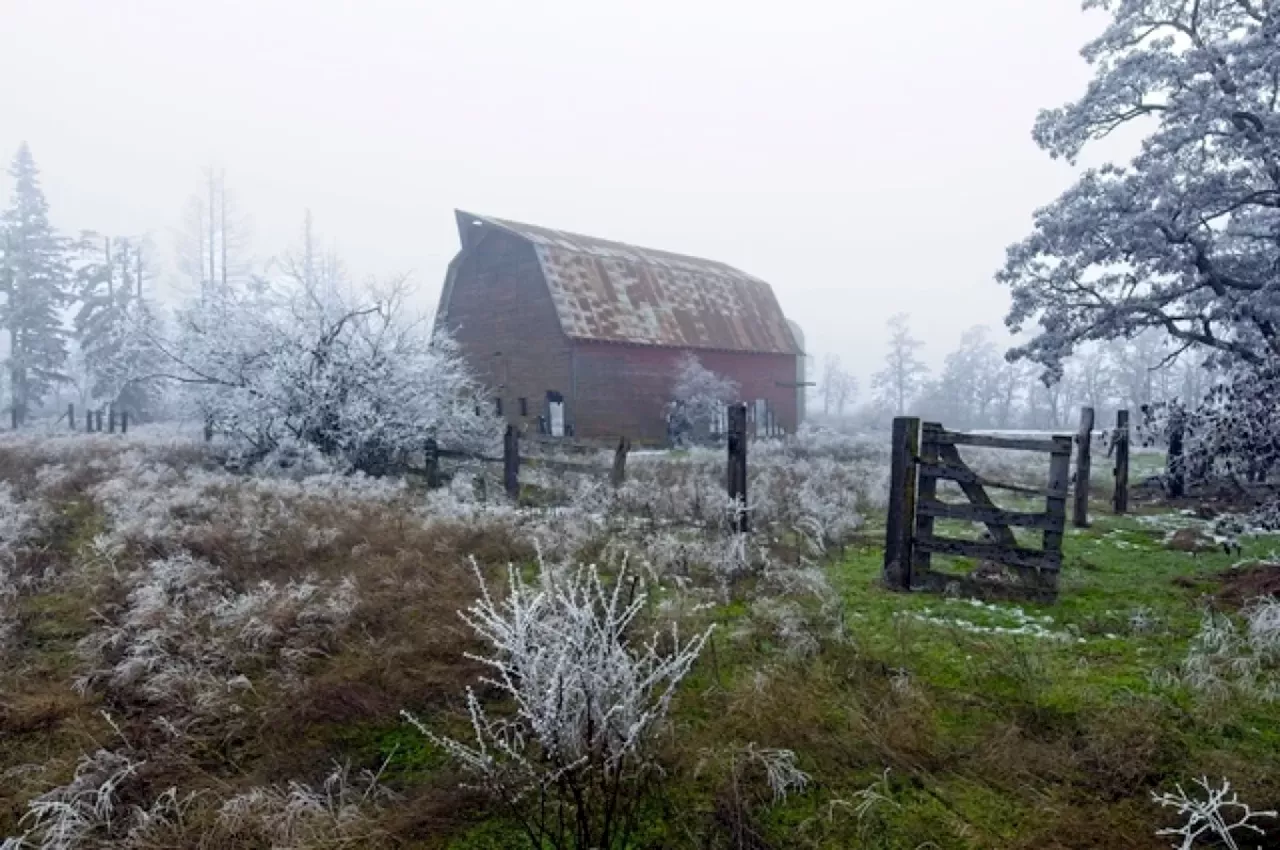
[1,431,1279,849]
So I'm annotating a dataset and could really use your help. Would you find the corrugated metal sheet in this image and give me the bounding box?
[458,212,801,355]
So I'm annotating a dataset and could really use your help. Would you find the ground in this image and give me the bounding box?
[0,432,1276,849]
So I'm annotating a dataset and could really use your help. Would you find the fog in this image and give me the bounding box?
[3,0,1113,383]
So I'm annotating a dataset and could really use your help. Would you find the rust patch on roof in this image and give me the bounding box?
[457,211,801,355]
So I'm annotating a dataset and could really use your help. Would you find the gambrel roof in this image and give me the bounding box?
[455,211,801,355]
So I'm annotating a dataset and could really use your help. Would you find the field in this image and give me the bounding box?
[0,428,1277,849]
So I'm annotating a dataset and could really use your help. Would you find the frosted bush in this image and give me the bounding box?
[1152,776,1276,850]
[1172,600,1280,702]
[405,554,712,850]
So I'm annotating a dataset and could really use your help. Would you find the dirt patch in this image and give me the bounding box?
[1212,562,1280,608]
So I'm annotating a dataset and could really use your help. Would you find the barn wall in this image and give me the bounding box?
[571,341,800,442]
[438,229,572,430]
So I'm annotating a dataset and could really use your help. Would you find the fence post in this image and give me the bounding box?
[121,411,129,434]
[727,403,749,533]
[611,437,630,488]
[883,416,920,591]
[85,408,92,432]
[95,410,104,433]
[203,416,214,443]
[911,422,941,582]
[503,425,520,501]
[1073,406,1094,528]
[1046,436,1072,566]
[1113,409,1129,514]
[68,404,75,431]
[1167,414,1185,499]
[108,407,117,434]
[424,437,440,489]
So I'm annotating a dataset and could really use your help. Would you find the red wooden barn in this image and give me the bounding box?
[436,211,805,443]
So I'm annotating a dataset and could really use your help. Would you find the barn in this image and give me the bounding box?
[436,211,805,443]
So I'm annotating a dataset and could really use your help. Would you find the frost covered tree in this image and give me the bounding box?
[158,226,495,472]
[920,325,1003,428]
[73,234,164,416]
[0,144,73,425]
[820,355,857,417]
[872,313,929,415]
[1000,0,1280,377]
[175,167,252,299]
[668,353,738,442]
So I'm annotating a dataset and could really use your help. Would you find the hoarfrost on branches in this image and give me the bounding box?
[159,271,497,473]
[667,353,738,444]
[1001,0,1280,379]
[404,553,713,850]
[1152,776,1276,850]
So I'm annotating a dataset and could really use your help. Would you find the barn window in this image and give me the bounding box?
[519,397,528,416]
[494,398,503,416]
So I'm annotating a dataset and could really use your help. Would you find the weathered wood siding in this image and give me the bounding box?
[438,228,572,429]
[570,341,800,441]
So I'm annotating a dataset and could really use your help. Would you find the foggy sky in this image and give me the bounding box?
[2,0,1114,387]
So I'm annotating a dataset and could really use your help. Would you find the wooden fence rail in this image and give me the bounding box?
[421,428,633,498]
[885,418,1070,603]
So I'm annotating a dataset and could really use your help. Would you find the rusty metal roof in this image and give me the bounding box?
[457,211,801,355]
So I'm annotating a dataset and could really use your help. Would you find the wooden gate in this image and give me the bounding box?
[884,418,1071,603]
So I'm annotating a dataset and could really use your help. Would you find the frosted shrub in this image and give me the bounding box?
[167,275,499,472]
[404,554,713,850]
[1173,600,1280,702]
[1152,776,1276,850]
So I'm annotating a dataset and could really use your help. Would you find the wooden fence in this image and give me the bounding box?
[422,403,754,517]
[884,410,1134,602]
[421,428,633,498]
[884,418,1071,602]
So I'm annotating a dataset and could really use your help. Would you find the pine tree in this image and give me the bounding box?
[73,234,163,418]
[0,144,72,425]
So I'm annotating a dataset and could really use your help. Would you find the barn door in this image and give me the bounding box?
[547,391,565,437]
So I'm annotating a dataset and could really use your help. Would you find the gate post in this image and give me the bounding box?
[423,437,440,489]
[503,425,520,501]
[883,416,920,591]
[1073,406,1094,528]
[1167,413,1185,499]
[610,437,630,488]
[727,403,749,533]
[1113,409,1129,514]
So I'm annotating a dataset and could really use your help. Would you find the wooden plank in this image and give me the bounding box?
[1167,416,1186,499]
[912,422,942,578]
[437,448,503,464]
[727,403,749,533]
[503,426,520,500]
[1044,436,1072,558]
[523,457,609,476]
[883,416,920,591]
[917,499,1064,532]
[935,431,1060,453]
[610,437,630,488]
[916,462,1068,499]
[915,535,1061,572]
[1073,406,1094,528]
[1113,409,1129,515]
[936,444,1018,546]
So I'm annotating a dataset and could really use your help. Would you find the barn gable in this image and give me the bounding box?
[455,211,801,356]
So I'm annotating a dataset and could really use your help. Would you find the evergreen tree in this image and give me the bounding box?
[73,234,163,418]
[0,144,72,425]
